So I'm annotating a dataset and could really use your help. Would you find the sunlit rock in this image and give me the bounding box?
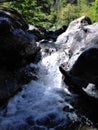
[56,16,96,69]
[57,16,98,97]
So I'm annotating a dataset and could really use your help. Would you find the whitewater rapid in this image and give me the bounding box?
[0,52,77,129]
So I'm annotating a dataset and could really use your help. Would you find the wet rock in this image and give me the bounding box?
[45,25,68,42]
[31,126,47,130]
[35,112,70,129]
[38,40,57,57]
[45,30,57,41]
[55,25,68,37]
[28,24,46,41]
[0,6,41,106]
[28,25,67,42]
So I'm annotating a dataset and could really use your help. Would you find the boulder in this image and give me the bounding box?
[45,25,68,42]
[57,16,98,96]
[28,24,46,41]
[0,6,41,70]
[56,16,93,70]
[59,47,98,94]
[0,6,41,105]
[69,47,98,86]
[0,6,28,30]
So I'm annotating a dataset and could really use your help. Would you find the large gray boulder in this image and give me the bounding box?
[56,16,98,96]
[56,16,94,70]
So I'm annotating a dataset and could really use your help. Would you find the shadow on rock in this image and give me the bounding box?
[59,47,98,127]
[0,6,41,107]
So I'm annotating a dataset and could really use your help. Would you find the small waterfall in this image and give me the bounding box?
[0,52,77,129]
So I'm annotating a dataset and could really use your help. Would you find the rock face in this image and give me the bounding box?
[56,16,98,96]
[0,6,41,105]
[56,16,92,70]
[0,6,41,70]
[69,47,98,86]
[0,6,28,31]
[59,47,98,95]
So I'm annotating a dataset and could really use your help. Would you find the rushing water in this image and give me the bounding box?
[0,51,78,130]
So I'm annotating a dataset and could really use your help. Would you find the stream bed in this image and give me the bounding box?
[0,51,97,130]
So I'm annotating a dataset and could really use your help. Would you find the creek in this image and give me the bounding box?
[0,43,98,130]
[0,51,79,130]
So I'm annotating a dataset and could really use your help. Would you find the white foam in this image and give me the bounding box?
[0,52,77,129]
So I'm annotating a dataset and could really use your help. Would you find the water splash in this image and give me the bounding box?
[0,52,77,129]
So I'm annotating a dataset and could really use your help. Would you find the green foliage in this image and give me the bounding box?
[59,4,78,25]
[2,0,54,29]
[57,0,98,28]
[2,0,98,30]
[87,0,98,22]
[10,0,46,26]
